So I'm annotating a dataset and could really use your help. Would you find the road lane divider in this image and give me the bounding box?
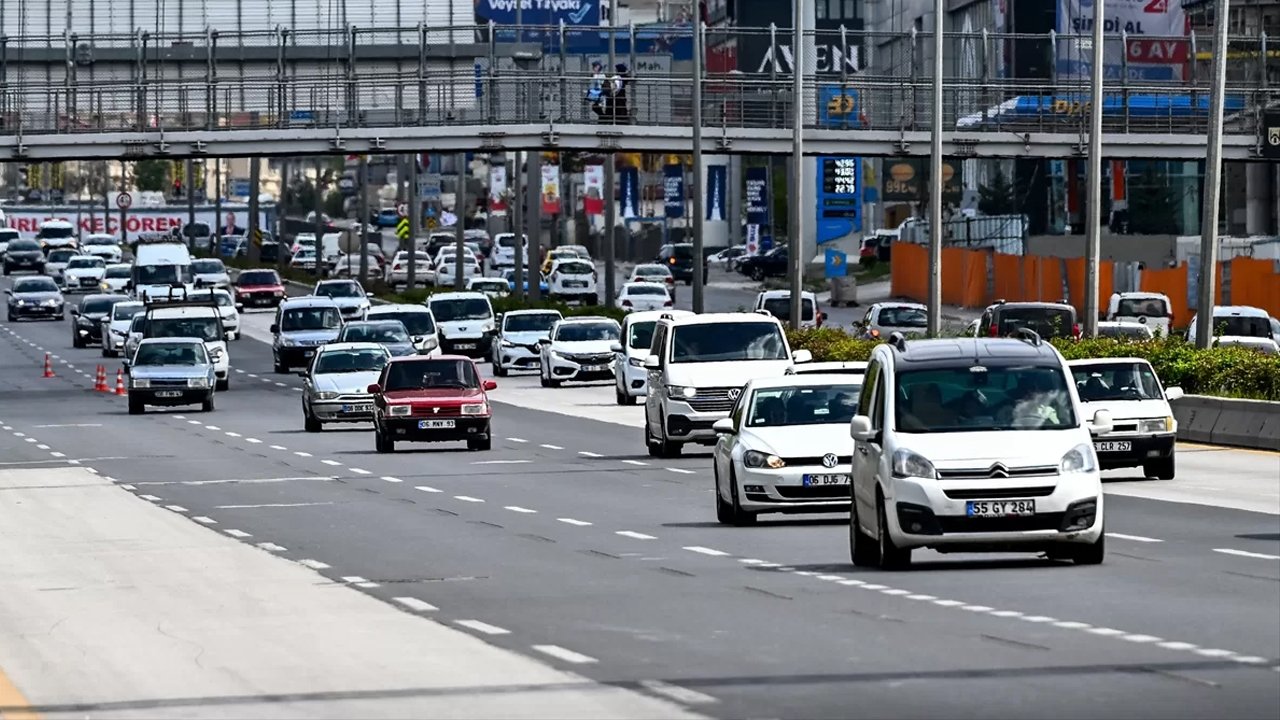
[1214,548,1280,561]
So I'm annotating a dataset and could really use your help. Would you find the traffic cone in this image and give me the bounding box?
[94,365,106,392]
[42,353,54,378]
[114,369,127,396]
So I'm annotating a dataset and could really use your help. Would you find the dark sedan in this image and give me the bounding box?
[5,275,65,321]
[71,293,128,348]
[738,245,789,281]
[3,239,46,276]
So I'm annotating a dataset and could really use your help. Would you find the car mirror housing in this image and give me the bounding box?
[792,349,813,364]
[609,343,623,353]
[643,356,660,370]
[483,380,498,391]
[366,383,382,394]
[1164,386,1184,401]
[850,415,875,441]
[712,418,735,435]
[1090,409,1114,435]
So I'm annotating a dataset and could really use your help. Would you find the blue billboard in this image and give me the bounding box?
[475,0,601,27]
[816,157,861,245]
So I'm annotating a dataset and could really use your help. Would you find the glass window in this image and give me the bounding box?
[81,297,118,314]
[67,257,104,269]
[113,303,143,320]
[628,320,657,349]
[877,306,928,328]
[635,265,670,277]
[13,277,59,293]
[237,270,280,285]
[37,225,75,239]
[372,311,436,336]
[48,250,77,263]
[343,322,409,344]
[315,348,388,374]
[555,322,620,342]
[281,307,342,331]
[429,298,492,322]
[626,285,668,296]
[382,359,479,391]
[995,307,1076,339]
[149,316,221,342]
[8,240,40,252]
[1116,297,1168,317]
[504,313,560,333]
[134,342,208,366]
[1210,315,1271,337]
[554,261,594,275]
[894,365,1078,433]
[745,384,863,428]
[104,266,131,278]
[670,322,788,363]
[191,259,225,274]
[315,281,362,298]
[1071,362,1163,402]
[134,265,192,285]
[762,297,814,322]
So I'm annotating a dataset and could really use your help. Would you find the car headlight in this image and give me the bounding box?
[891,449,938,479]
[43,298,59,307]
[388,404,412,416]
[78,317,94,327]
[422,337,439,350]
[501,339,516,348]
[669,385,697,399]
[482,322,495,332]
[15,299,27,306]
[273,289,284,296]
[100,281,110,290]
[461,402,487,416]
[132,378,151,389]
[209,348,224,361]
[743,450,785,469]
[315,391,339,401]
[1139,417,1172,433]
[280,336,298,347]
[188,377,210,388]
[1060,443,1098,474]
[628,356,645,367]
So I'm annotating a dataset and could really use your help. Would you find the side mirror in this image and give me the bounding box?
[537,338,552,346]
[235,304,244,313]
[269,324,279,333]
[366,292,374,298]
[1090,409,1114,435]
[643,356,661,370]
[850,415,875,441]
[70,308,79,316]
[366,383,382,394]
[1165,386,1184,401]
[296,370,308,377]
[224,331,235,342]
[792,349,813,364]
[712,418,735,435]
[609,343,623,353]
[483,379,498,391]
[820,312,829,322]
[2,289,10,296]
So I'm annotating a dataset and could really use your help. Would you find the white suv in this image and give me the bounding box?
[1069,357,1181,479]
[643,312,811,457]
[611,309,692,405]
[547,258,598,304]
[848,332,1111,569]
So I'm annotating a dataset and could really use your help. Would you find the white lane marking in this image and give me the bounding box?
[214,502,333,509]
[165,505,188,513]
[472,459,530,465]
[248,374,259,379]
[256,542,288,553]
[188,420,202,425]
[683,546,730,557]
[394,597,438,612]
[454,495,485,503]
[739,558,767,565]
[962,605,994,613]
[1214,548,1280,561]
[1107,532,1163,543]
[616,531,657,540]
[1194,648,1237,658]
[860,583,888,591]
[816,574,845,582]
[204,425,221,431]
[235,369,245,374]
[1088,628,1127,637]
[245,438,262,444]
[270,445,287,450]
[224,431,242,438]
[881,588,912,596]
[224,529,252,538]
[23,438,36,443]
[838,580,865,586]
[505,506,537,514]
[12,432,24,437]
[905,593,935,601]
[578,451,603,458]
[274,382,287,387]
[36,444,48,450]
[381,476,403,483]
[989,610,1024,618]
[558,518,592,526]
[666,467,696,475]
[415,485,442,493]
[49,452,65,458]
[35,423,103,428]
[0,426,9,431]
[1121,634,1162,643]
[138,494,162,502]
[321,459,342,466]
[259,378,271,383]
[622,460,648,466]
[539,443,564,450]
[1053,621,1091,630]
[349,468,371,475]
[638,680,719,706]
[507,437,528,443]
[193,516,217,524]
[1022,616,1057,623]
[294,451,313,457]
[298,559,330,570]
[532,645,598,664]
[455,620,510,636]
[1158,641,1198,651]
[1230,656,1269,665]
[792,571,817,577]
[341,575,372,584]
[933,599,964,607]
[292,388,303,392]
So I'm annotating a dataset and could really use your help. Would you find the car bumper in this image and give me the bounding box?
[380,415,491,442]
[131,388,212,407]
[664,400,728,443]
[618,362,647,397]
[441,335,493,356]
[1091,433,1176,469]
[496,344,541,370]
[887,475,1104,551]
[10,304,63,319]
[106,333,129,351]
[310,399,376,422]
[75,324,104,343]
[547,356,615,383]
[4,258,44,271]
[736,463,852,514]
[237,292,284,307]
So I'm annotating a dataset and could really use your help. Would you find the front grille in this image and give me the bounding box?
[1110,423,1139,433]
[568,353,612,365]
[942,486,1057,500]
[148,379,189,389]
[411,406,463,417]
[780,455,853,467]
[774,485,851,500]
[936,465,1059,481]
[332,393,372,403]
[937,513,1065,533]
[686,386,741,413]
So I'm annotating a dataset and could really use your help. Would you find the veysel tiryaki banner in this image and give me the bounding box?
[619,167,641,219]
[582,165,604,215]
[1056,0,1188,82]
[705,165,727,222]
[663,164,685,219]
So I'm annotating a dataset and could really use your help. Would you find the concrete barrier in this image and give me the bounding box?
[1173,395,1280,452]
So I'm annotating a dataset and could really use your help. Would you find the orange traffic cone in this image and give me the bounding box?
[114,369,127,396]
[42,353,54,378]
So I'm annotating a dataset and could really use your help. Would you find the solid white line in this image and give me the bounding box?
[578,451,604,458]
[321,459,342,466]
[224,529,252,538]
[138,494,161,502]
[531,645,597,664]
[455,620,510,636]
[294,451,313,457]
[1214,548,1280,561]
[381,476,403,483]
[34,423,104,428]
[165,505,188,513]
[298,559,330,570]
[256,542,287,553]
[540,443,564,450]
[245,438,262,444]
[666,467,696,475]
[193,516,217,524]
[683,546,729,557]
[638,680,718,705]
[507,437,528,443]
[505,506,537,513]
[616,531,656,540]
[415,485,443,493]
[270,445,287,450]
[558,518,592,526]
[349,468,371,475]
[1107,532,1163,543]
[622,459,648,466]
[214,502,333,509]
[394,597,438,612]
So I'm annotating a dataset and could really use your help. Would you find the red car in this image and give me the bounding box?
[368,355,497,452]
[233,268,286,308]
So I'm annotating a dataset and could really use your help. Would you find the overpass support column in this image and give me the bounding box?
[1245,161,1272,235]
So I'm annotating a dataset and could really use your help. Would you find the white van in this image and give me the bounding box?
[36,219,78,250]
[131,241,194,302]
[1186,305,1280,354]
[1107,292,1173,337]
[491,233,528,270]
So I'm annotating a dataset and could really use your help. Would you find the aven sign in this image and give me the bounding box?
[734,1,863,76]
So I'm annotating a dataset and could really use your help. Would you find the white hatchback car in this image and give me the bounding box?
[1069,357,1181,479]
[539,316,621,387]
[753,289,825,329]
[81,234,124,264]
[848,332,1111,568]
[628,263,676,290]
[493,309,563,376]
[617,282,672,313]
[857,302,929,339]
[61,255,107,293]
[712,375,865,524]
[611,309,693,404]
[1107,292,1173,337]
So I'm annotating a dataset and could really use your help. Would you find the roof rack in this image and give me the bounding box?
[659,312,675,320]
[1011,327,1042,346]
[887,331,909,352]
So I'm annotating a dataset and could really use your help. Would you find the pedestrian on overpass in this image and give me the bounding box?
[587,60,606,119]
[605,63,633,125]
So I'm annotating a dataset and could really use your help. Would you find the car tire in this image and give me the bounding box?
[728,469,756,526]
[714,464,734,525]
[375,430,395,453]
[750,267,765,282]
[849,496,878,567]
[467,435,492,451]
[1144,455,1175,480]
[201,394,215,413]
[654,420,682,458]
[304,411,322,433]
[615,385,629,406]
[5,312,12,322]
[127,397,144,415]
[876,494,912,569]
[1071,531,1106,565]
[216,377,229,392]
[2,266,8,276]
[273,358,288,374]
[72,332,85,349]
[539,367,551,387]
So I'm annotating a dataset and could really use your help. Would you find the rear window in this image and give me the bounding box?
[0,230,20,241]
[762,298,814,322]
[877,306,928,328]
[37,225,75,239]
[1210,315,1272,338]
[1117,297,1168,317]
[996,307,1076,339]
[663,245,693,260]
[626,285,668,296]
[238,270,279,285]
[498,235,525,248]
[81,297,118,314]
[8,240,39,251]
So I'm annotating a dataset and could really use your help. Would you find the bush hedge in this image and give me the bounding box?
[786,328,1280,402]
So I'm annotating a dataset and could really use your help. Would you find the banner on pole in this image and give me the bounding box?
[1056,0,1189,82]
[583,165,605,216]
[705,165,727,222]
[663,164,685,219]
[745,166,769,226]
[540,165,561,216]
[489,166,508,216]
[620,167,641,220]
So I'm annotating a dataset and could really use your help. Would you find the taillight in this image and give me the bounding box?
[622,300,632,307]
[988,324,999,337]
[816,313,823,328]
[1072,323,1082,339]
[669,258,676,265]
[663,300,673,307]
[870,329,881,339]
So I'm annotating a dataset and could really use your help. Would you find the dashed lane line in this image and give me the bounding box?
[415,485,443,493]
[256,543,288,553]
[622,460,648,466]
[578,451,604,458]
[666,467,696,475]
[1214,548,1280,561]
[454,495,485,503]
[558,518,592,527]
[349,468,371,475]
[298,559,330,570]
[531,645,598,664]
[507,437,528,443]
[193,516,217,524]
[165,505,188,513]
[683,546,730,557]
[204,425,221,431]
[270,445,287,450]
[454,620,510,636]
[472,459,531,465]
[381,476,403,483]
[341,576,380,589]
[394,597,438,612]
[321,459,342,466]
[505,506,537,514]
[616,531,657,540]
[245,438,262,444]
[223,529,252,538]
[138,495,161,502]
[1107,532,1163,543]
[224,431,242,438]
[638,680,719,706]
[540,443,564,450]
[294,451,313,457]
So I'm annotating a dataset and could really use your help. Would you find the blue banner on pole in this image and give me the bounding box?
[816,157,862,245]
[706,165,727,221]
[620,167,641,219]
[745,166,769,226]
[663,164,685,219]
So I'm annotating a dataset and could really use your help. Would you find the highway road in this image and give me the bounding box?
[0,275,1277,719]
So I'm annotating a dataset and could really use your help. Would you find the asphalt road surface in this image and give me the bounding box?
[0,275,1276,719]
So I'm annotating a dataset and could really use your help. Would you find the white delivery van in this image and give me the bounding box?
[130,241,194,301]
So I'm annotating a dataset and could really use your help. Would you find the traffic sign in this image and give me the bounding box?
[396,217,411,241]
[1263,113,1280,159]
[115,192,133,210]
[426,217,438,230]
[397,203,408,217]
[252,228,264,246]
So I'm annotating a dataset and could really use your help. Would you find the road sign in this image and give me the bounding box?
[115,192,133,210]
[252,228,264,246]
[426,217,438,230]
[1263,113,1280,159]
[825,248,848,278]
[396,217,411,241]
[397,203,408,217]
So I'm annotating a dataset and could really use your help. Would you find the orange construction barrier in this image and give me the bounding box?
[42,353,54,378]
[114,369,127,396]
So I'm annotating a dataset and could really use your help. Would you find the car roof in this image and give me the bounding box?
[148,306,219,318]
[871,301,927,310]
[69,254,105,261]
[558,315,618,325]
[429,291,489,302]
[40,219,74,227]
[633,263,670,271]
[883,337,1064,369]
[344,319,403,327]
[1113,291,1168,299]
[661,312,781,327]
[83,293,127,302]
[368,304,432,314]
[747,374,866,390]
[280,296,341,309]
[315,279,359,286]
[623,309,692,321]
[318,342,391,353]
[1201,305,1270,317]
[503,308,562,317]
[106,262,132,269]
[757,289,816,300]
[990,301,1075,311]
[1068,357,1152,367]
[386,353,474,364]
[793,361,868,372]
[13,275,58,286]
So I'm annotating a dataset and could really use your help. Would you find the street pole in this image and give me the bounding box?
[513,152,526,299]
[408,155,419,290]
[247,156,262,265]
[454,152,467,291]
[357,156,370,284]
[604,154,618,306]
[185,159,195,249]
[278,160,289,270]
[212,159,222,257]
[926,0,945,337]
[691,19,706,313]
[119,166,129,247]
[527,152,543,301]
[1195,0,1230,350]
[788,0,805,330]
[312,159,325,279]
[1082,0,1106,338]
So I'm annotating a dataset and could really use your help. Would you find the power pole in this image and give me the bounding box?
[247,157,262,265]
[408,155,420,290]
[1195,0,1230,349]
[185,159,196,249]
[513,152,526,299]
[212,159,222,257]
[454,152,467,291]
[925,0,945,337]
[278,160,290,269]
[1083,0,1106,337]
[788,0,805,330]
[312,158,326,279]
[690,18,706,313]
[527,151,543,301]
[357,156,370,284]
[603,4,618,307]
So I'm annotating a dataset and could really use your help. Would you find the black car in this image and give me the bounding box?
[71,293,128,348]
[738,245,789,281]
[3,239,46,275]
[979,301,1080,340]
[655,243,708,285]
[5,275,65,321]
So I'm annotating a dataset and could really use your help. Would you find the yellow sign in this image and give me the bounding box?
[827,94,856,116]
[426,217,438,230]
[396,217,411,240]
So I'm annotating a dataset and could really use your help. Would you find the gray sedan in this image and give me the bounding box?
[337,320,418,357]
[301,342,391,432]
[127,338,217,414]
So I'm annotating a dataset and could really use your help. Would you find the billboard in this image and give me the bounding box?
[734,1,863,75]
[663,164,685,219]
[540,165,561,216]
[1056,0,1188,81]
[4,205,269,239]
[881,159,964,206]
[583,165,605,215]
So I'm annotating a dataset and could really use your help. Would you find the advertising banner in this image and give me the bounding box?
[488,166,508,216]
[620,167,641,219]
[880,158,964,205]
[663,164,685,219]
[705,165,727,222]
[540,165,561,216]
[745,166,769,226]
[1056,0,1188,82]
[583,165,605,215]
[4,205,268,238]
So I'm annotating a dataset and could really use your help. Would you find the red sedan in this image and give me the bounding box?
[233,268,286,308]
[368,355,497,452]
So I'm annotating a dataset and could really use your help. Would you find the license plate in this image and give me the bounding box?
[418,419,456,429]
[455,343,476,350]
[803,474,850,486]
[966,500,1036,517]
[1094,441,1131,452]
[583,364,608,372]
[342,404,373,413]
[156,390,182,398]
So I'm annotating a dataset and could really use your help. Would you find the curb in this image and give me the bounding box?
[1173,395,1280,452]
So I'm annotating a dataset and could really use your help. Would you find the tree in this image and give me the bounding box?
[978,166,1018,216]
[133,159,168,192]
[1126,164,1179,235]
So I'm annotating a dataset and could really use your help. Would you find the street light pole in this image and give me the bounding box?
[926,0,945,337]
[788,0,805,331]
[1195,0,1231,349]
[690,19,706,314]
[1083,0,1106,337]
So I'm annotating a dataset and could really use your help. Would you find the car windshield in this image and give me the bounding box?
[671,322,788,363]
[1098,324,1151,339]
[134,342,207,366]
[635,266,669,277]
[0,230,19,241]
[342,322,410,344]
[556,322,619,342]
[505,313,559,333]
[628,321,657,350]
[104,266,131,279]
[192,260,225,274]
[626,285,668,296]
[430,298,492,322]
[555,261,593,275]
[895,365,1078,433]
[49,250,76,263]
[370,312,435,336]
[67,258,104,269]
[131,315,146,332]
[135,265,192,284]
[1210,315,1272,337]
[14,278,58,293]
[1072,362,1163,402]
[8,240,39,252]
[38,225,75,239]
[113,303,142,320]
[498,234,525,248]
[996,307,1075,339]
[762,297,814,322]
[472,280,506,291]
[238,270,279,286]
[149,317,222,342]
[85,237,116,245]
[746,384,863,428]
[190,292,233,308]
[282,307,342,331]
[878,306,928,328]
[316,282,362,298]
[382,359,480,391]
[315,349,388,374]
[81,297,118,314]
[1117,298,1168,317]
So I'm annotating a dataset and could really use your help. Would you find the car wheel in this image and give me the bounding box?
[539,365,551,387]
[493,360,508,377]
[273,358,288,374]
[375,430,395,453]
[72,333,84,349]
[127,397,145,415]
[750,267,765,282]
[1067,527,1106,565]
[467,435,492,451]
[215,377,229,392]
[728,469,756,526]
[5,312,12,322]
[849,495,878,567]
[655,419,682,458]
[304,410,322,433]
[201,394,215,413]
[714,464,734,525]
[644,415,663,458]
[1143,455,1175,480]
[615,385,629,406]
[876,493,912,569]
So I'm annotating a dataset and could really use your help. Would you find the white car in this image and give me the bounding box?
[848,333,1110,569]
[61,255,107,293]
[122,313,146,360]
[333,252,385,281]
[99,263,133,293]
[1069,357,1181,479]
[754,289,825,329]
[137,304,233,391]
[712,375,865,524]
[708,245,747,269]
[188,288,243,340]
[427,291,497,357]
[433,252,482,288]
[1096,321,1153,340]
[191,258,231,289]
[0,228,18,258]
[492,309,562,376]
[466,276,510,298]
[291,233,317,256]
[36,219,78,251]
[1107,292,1173,337]
[628,263,676,290]
[45,248,77,283]
[301,342,392,432]
[1186,305,1280,354]
[366,304,442,356]
[313,279,372,321]
[611,309,692,404]
[539,316,621,387]
[80,234,124,263]
[857,302,929,339]
[101,299,145,358]
[617,282,673,313]
[491,233,528,269]
[384,251,436,288]
[289,248,318,271]
[547,258,598,303]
